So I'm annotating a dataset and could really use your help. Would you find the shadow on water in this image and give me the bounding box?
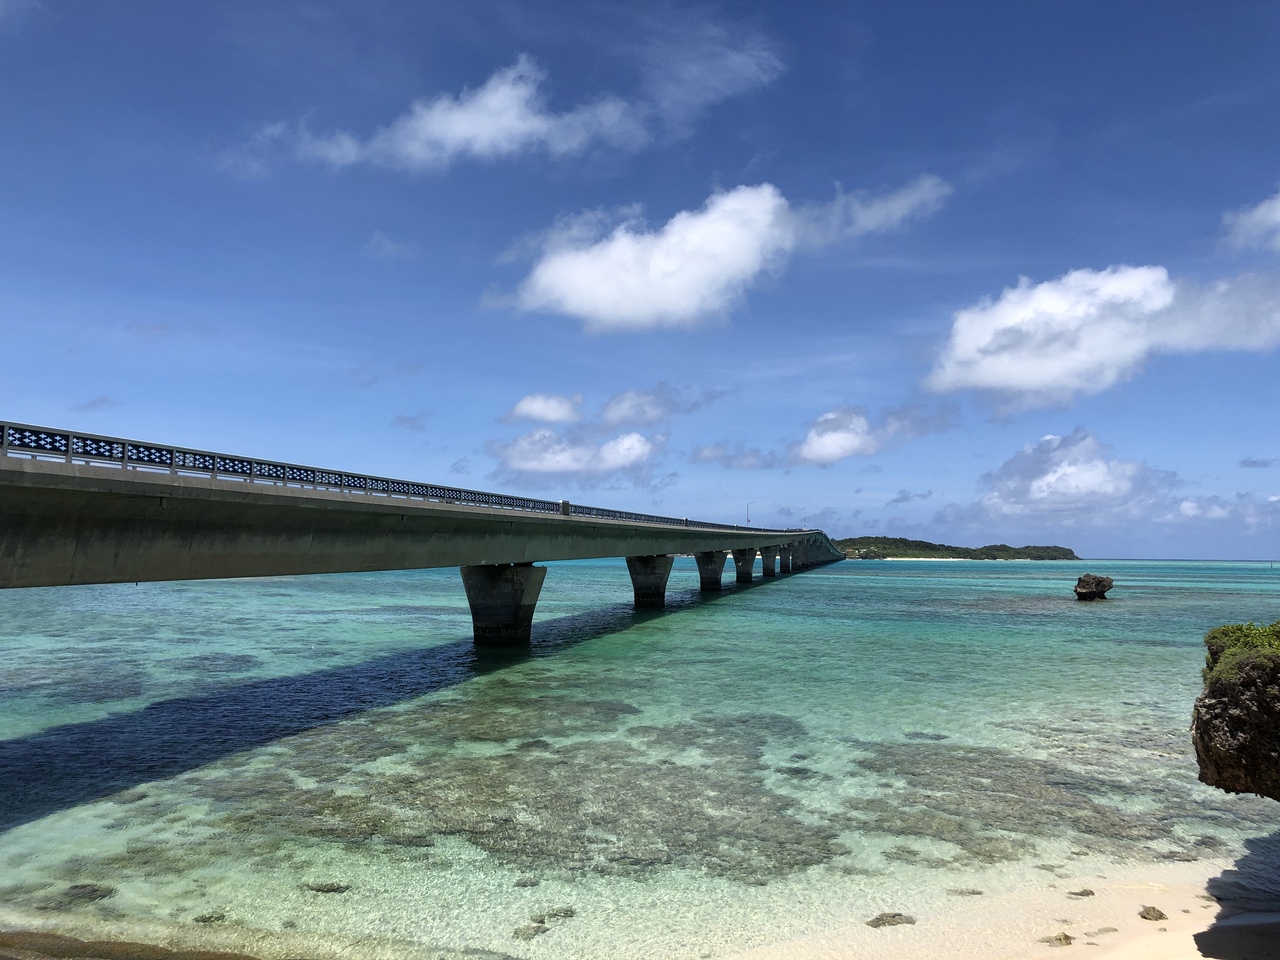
[1196,827,1280,959]
[0,577,773,833]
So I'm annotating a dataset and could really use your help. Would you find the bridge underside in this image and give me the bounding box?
[1,459,844,643]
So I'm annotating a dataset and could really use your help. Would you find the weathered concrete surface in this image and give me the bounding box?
[0,458,843,588]
[694,551,728,591]
[625,554,675,608]
[732,548,758,584]
[778,545,792,574]
[760,545,779,578]
[460,563,546,645]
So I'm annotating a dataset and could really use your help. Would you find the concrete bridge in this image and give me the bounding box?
[0,422,844,643]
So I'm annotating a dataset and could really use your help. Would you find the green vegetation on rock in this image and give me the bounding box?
[1202,620,1280,683]
[833,537,1078,561]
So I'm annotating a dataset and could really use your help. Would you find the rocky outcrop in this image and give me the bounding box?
[1191,621,1280,802]
[1074,574,1114,600]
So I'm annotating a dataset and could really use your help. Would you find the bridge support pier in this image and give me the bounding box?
[760,545,779,577]
[459,563,546,645]
[791,541,808,570]
[779,545,792,574]
[694,550,728,591]
[626,554,675,608]
[732,547,758,584]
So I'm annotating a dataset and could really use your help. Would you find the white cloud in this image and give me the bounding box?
[926,265,1280,406]
[600,383,722,425]
[794,408,881,464]
[788,402,956,467]
[363,230,411,260]
[298,56,647,171]
[796,175,954,246]
[499,428,653,474]
[517,177,951,331]
[506,392,582,423]
[690,443,785,470]
[1224,187,1280,252]
[217,121,288,179]
[928,430,1280,553]
[638,20,783,132]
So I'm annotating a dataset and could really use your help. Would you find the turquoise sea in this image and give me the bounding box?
[1,558,1279,958]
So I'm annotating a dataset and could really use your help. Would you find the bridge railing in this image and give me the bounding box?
[1,421,803,535]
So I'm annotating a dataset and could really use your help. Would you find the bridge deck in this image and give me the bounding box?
[0,422,840,589]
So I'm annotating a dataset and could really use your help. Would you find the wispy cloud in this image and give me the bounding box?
[690,443,785,470]
[390,412,428,432]
[1224,187,1280,252]
[600,383,723,425]
[1240,457,1275,469]
[515,177,951,331]
[364,230,412,260]
[72,395,114,413]
[887,489,932,506]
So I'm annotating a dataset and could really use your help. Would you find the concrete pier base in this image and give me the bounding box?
[626,554,675,608]
[779,546,792,573]
[459,563,546,644]
[791,541,809,570]
[732,547,758,584]
[760,545,779,577]
[694,550,728,591]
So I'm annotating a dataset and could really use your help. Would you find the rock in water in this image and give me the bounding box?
[866,912,916,928]
[1074,574,1114,600]
[1139,905,1168,921]
[1191,621,1280,801]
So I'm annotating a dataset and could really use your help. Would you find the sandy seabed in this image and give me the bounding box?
[2,860,1279,960]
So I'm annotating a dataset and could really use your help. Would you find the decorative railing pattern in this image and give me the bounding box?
[1,422,805,535]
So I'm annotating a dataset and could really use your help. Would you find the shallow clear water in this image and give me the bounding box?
[1,559,1279,957]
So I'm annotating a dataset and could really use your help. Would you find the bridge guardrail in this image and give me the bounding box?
[1,421,805,536]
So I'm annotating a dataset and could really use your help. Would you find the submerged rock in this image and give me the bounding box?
[1139,905,1167,921]
[866,912,916,928]
[302,882,350,893]
[513,923,549,940]
[1067,888,1095,898]
[1191,621,1280,802]
[1073,574,1114,601]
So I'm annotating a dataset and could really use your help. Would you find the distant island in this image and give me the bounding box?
[834,537,1079,560]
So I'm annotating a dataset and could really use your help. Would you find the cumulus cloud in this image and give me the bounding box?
[297,56,647,171]
[792,402,957,466]
[517,177,950,331]
[926,266,1280,406]
[1224,187,1280,253]
[794,408,881,464]
[499,428,653,473]
[926,430,1280,554]
[971,429,1176,519]
[505,392,582,423]
[244,28,780,177]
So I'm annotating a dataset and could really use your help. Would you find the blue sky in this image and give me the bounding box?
[3,1,1280,559]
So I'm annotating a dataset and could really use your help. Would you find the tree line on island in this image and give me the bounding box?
[834,537,1079,561]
